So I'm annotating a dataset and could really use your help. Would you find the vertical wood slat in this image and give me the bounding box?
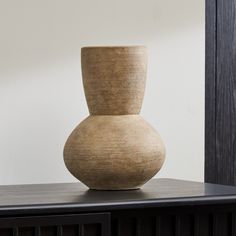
[212,212,232,236]
[79,224,84,236]
[228,213,233,236]
[193,215,200,236]
[57,225,63,236]
[205,0,217,183]
[155,216,161,236]
[231,213,236,236]
[135,217,141,236]
[34,227,41,236]
[13,227,19,236]
[116,219,120,236]
[212,213,232,236]
[102,217,111,236]
[175,216,181,236]
[212,214,217,236]
[76,225,80,236]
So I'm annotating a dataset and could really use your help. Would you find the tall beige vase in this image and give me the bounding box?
[63,46,165,190]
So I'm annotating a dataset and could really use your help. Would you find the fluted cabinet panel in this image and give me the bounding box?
[0,213,109,236]
[111,208,234,236]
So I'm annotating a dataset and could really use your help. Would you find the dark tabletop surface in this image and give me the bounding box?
[1,178,236,216]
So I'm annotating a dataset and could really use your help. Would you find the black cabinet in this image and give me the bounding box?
[1,179,236,236]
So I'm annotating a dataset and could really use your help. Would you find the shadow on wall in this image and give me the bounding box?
[0,0,204,77]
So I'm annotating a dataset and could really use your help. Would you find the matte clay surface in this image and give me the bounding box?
[64,46,165,190]
[81,46,147,115]
[64,115,165,190]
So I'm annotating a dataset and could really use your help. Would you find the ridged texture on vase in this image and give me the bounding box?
[64,115,165,190]
[81,46,147,115]
[64,46,165,190]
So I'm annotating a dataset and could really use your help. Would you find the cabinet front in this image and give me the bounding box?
[0,213,110,236]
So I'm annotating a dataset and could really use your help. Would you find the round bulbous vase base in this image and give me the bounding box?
[63,115,165,190]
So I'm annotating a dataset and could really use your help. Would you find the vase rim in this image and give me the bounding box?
[81,45,146,49]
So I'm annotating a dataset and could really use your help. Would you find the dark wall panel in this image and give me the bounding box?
[215,0,236,185]
[205,0,236,185]
[205,0,217,183]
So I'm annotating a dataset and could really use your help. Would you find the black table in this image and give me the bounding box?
[1,178,236,236]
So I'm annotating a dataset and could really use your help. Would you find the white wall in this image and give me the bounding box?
[0,0,205,185]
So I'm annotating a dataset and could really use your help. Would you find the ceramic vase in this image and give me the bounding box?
[63,46,165,190]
